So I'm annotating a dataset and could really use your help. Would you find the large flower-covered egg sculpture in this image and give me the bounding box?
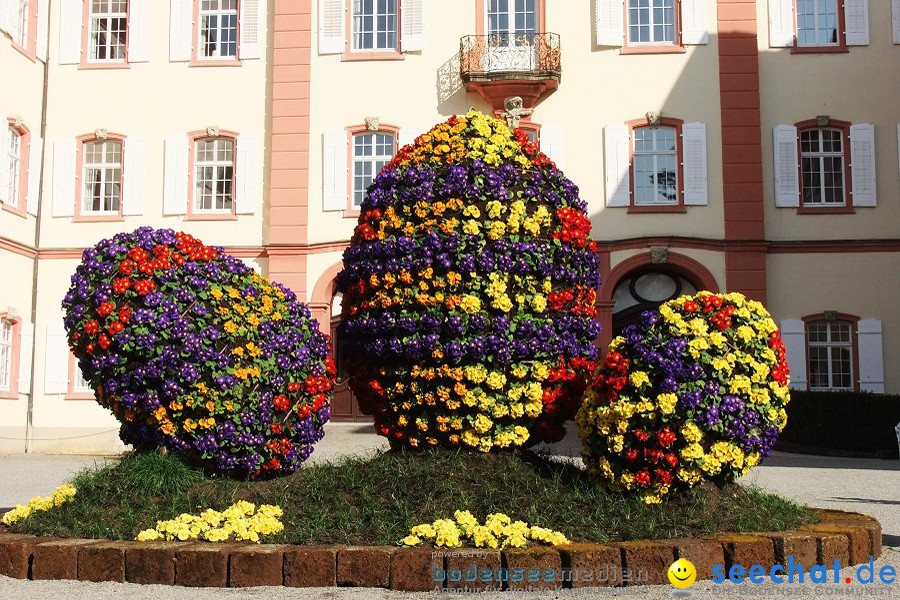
[336,111,602,451]
[577,291,791,503]
[62,227,335,478]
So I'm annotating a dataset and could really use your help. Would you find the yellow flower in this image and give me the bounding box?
[656,393,677,414]
[629,371,650,388]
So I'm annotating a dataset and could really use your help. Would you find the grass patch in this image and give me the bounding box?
[7,449,816,545]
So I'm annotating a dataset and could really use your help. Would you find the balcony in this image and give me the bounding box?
[459,33,561,111]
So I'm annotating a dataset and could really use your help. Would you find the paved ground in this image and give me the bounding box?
[1,423,898,599]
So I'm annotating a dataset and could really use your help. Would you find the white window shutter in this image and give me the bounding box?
[681,0,708,45]
[323,129,348,212]
[780,319,807,390]
[844,0,869,46]
[539,126,564,171]
[893,0,900,44]
[398,128,418,149]
[596,0,624,47]
[897,124,900,175]
[767,0,794,47]
[239,0,262,59]
[0,115,8,203]
[0,0,8,35]
[849,124,876,207]
[604,124,630,207]
[401,0,425,52]
[163,135,189,215]
[59,0,82,64]
[235,134,257,214]
[44,323,69,395]
[857,319,884,393]
[52,139,77,217]
[129,0,151,62]
[122,138,146,216]
[17,322,33,390]
[26,136,43,215]
[170,0,193,61]
[773,124,799,207]
[682,122,708,206]
[319,0,345,54]
[36,0,49,61]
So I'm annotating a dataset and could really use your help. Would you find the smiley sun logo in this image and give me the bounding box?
[668,558,697,589]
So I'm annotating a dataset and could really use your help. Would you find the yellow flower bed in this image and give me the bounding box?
[399,511,570,549]
[135,500,283,543]
[1,484,77,525]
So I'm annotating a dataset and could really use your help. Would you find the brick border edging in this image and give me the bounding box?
[0,509,882,590]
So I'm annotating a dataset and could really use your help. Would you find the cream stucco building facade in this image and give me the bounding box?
[1,0,897,452]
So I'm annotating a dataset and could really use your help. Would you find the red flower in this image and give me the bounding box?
[112,278,131,294]
[297,405,311,418]
[635,429,650,442]
[98,334,110,350]
[683,300,699,312]
[626,449,639,461]
[656,427,676,447]
[118,260,134,275]
[664,453,679,467]
[108,321,124,335]
[273,395,290,411]
[287,382,301,392]
[128,247,148,262]
[655,469,674,485]
[635,471,652,486]
[312,394,327,411]
[84,320,100,335]
[97,302,115,316]
[270,423,283,434]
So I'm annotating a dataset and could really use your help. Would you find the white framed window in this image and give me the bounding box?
[200,0,239,59]
[5,126,21,208]
[89,0,129,61]
[194,137,235,212]
[82,140,122,214]
[628,0,676,45]
[807,320,853,390]
[73,363,92,393]
[352,0,398,51]
[11,0,29,47]
[0,319,12,391]
[352,132,394,208]
[633,126,678,205]
[800,128,845,206]
[795,0,839,46]
[488,0,537,45]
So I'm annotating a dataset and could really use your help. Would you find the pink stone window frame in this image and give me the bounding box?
[186,129,240,220]
[74,132,127,222]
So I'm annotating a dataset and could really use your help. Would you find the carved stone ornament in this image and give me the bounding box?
[207,126,220,138]
[646,111,661,125]
[501,96,532,129]
[823,310,838,322]
[650,246,669,264]
[816,115,830,127]
[365,117,380,131]
[94,128,108,140]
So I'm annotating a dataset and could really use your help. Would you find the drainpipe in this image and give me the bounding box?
[25,4,52,453]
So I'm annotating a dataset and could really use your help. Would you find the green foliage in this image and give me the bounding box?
[9,449,816,545]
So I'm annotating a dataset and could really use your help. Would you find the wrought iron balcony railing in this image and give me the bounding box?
[459,32,561,81]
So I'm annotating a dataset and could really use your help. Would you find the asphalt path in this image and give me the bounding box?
[2,423,898,599]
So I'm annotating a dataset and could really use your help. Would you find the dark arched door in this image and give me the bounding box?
[328,292,369,422]
[611,269,698,337]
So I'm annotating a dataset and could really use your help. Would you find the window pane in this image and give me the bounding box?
[194,138,234,212]
[352,132,394,208]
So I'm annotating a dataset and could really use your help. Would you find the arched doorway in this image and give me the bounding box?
[611,269,698,336]
[328,291,369,422]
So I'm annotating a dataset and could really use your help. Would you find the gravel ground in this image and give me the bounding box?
[1,423,898,599]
